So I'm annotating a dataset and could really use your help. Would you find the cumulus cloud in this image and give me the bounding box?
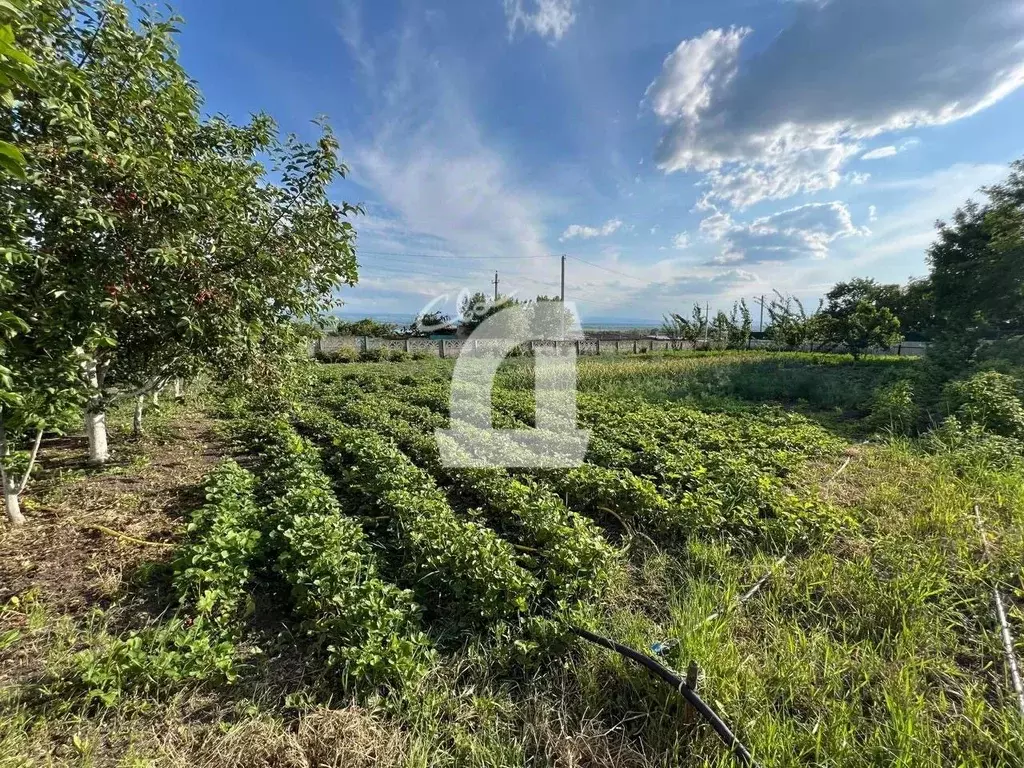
[701,202,866,263]
[504,0,576,41]
[645,0,1024,208]
[560,218,623,240]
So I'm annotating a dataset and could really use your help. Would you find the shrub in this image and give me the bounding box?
[944,370,1024,440]
[315,347,358,363]
[868,379,919,434]
[358,347,388,362]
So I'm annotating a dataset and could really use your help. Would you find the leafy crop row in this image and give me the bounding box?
[297,406,539,624]
[314,386,621,604]
[245,418,435,688]
[74,461,263,703]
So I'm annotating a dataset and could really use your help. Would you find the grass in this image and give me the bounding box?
[1,351,1023,767]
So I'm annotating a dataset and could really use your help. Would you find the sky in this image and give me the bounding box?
[172,0,1024,324]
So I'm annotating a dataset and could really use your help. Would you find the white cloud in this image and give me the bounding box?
[645,0,1024,209]
[701,202,866,263]
[671,231,691,249]
[504,0,576,41]
[867,204,878,222]
[861,146,898,160]
[560,218,623,240]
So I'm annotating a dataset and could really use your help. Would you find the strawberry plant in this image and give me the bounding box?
[298,406,539,624]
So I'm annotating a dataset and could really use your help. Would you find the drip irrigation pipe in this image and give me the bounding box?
[570,626,758,767]
[973,504,1024,718]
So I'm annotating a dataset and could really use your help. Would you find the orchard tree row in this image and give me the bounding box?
[0,0,361,524]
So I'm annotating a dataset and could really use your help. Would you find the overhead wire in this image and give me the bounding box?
[566,254,650,284]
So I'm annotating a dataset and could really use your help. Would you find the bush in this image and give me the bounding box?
[411,350,434,361]
[358,347,388,362]
[315,346,358,363]
[944,371,1024,440]
[868,379,918,434]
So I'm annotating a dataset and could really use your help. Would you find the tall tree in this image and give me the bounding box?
[928,158,1024,361]
[662,303,708,346]
[764,291,820,350]
[817,279,902,359]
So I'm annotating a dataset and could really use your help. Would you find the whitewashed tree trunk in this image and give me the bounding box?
[151,388,159,406]
[0,417,34,526]
[83,358,110,465]
[3,473,23,527]
[173,378,183,399]
[85,410,108,464]
[133,395,144,437]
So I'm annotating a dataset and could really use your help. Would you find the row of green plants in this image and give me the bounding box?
[244,418,435,689]
[315,367,845,548]
[295,405,539,625]
[72,461,263,703]
[314,347,436,364]
[312,382,621,604]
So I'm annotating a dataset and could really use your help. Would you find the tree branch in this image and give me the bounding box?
[17,428,43,495]
[213,175,313,275]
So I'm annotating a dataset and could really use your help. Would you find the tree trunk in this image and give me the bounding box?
[133,395,144,437]
[0,414,25,526]
[86,410,109,464]
[83,358,110,465]
[3,474,24,526]
[173,378,184,400]
[151,388,159,407]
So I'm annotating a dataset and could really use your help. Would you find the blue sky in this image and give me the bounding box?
[173,0,1024,323]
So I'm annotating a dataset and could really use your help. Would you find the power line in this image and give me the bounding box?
[358,249,555,261]
[566,255,649,284]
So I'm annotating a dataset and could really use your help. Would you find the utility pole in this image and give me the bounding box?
[560,254,566,302]
[560,254,567,340]
[704,301,710,348]
[758,294,765,333]
[493,271,499,302]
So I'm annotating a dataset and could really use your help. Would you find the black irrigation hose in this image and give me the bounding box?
[571,626,758,768]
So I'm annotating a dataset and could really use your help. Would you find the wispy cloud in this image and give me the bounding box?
[339,3,552,264]
[700,201,868,263]
[503,0,577,42]
[560,218,622,240]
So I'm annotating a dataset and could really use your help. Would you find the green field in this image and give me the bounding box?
[2,351,1023,767]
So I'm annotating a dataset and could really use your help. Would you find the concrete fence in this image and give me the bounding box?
[312,335,929,359]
